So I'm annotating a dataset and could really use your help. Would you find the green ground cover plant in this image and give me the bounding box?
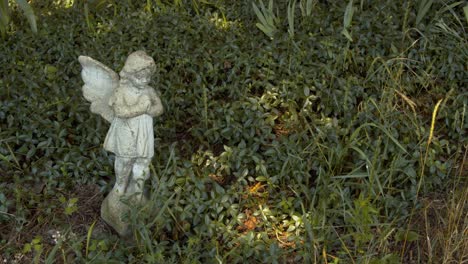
[0,0,466,263]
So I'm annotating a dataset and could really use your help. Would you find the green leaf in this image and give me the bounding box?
[252,2,268,28]
[256,22,274,38]
[221,194,229,203]
[23,243,32,253]
[69,198,78,205]
[341,28,353,42]
[44,65,58,74]
[291,214,300,222]
[98,240,108,251]
[255,176,267,182]
[58,196,66,203]
[286,225,295,232]
[65,205,77,215]
[33,243,42,252]
[343,0,354,28]
[26,147,36,159]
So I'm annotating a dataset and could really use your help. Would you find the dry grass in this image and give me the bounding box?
[417,147,467,263]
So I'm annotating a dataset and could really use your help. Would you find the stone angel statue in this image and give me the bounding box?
[79,51,163,236]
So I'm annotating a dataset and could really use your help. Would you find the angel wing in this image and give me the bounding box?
[78,55,119,123]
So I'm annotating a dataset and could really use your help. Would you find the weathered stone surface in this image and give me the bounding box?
[100,189,131,237]
[79,51,163,236]
[100,188,148,237]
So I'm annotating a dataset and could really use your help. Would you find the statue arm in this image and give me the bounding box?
[111,94,151,119]
[148,94,164,117]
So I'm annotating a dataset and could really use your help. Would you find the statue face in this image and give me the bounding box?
[125,68,153,88]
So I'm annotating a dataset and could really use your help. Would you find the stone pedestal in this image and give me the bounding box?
[100,188,147,237]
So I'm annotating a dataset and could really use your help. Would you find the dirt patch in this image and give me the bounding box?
[0,184,112,264]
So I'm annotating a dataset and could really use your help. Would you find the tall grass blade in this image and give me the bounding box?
[464,4,468,24]
[306,0,313,16]
[343,0,354,28]
[437,1,465,30]
[268,0,273,15]
[287,0,296,38]
[252,2,268,29]
[191,0,200,15]
[256,22,274,37]
[342,28,353,42]
[299,0,314,16]
[332,172,369,179]
[416,0,434,26]
[4,142,21,169]
[439,1,464,14]
[147,193,176,227]
[416,99,444,198]
[0,0,11,37]
[342,0,354,41]
[266,0,274,26]
[427,99,443,146]
[203,84,208,129]
[84,2,92,31]
[15,0,37,33]
[44,243,60,264]
[349,123,407,154]
[252,0,276,38]
[85,220,97,258]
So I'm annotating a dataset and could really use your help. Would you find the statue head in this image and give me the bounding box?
[120,51,156,87]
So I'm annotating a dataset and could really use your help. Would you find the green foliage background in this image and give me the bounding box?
[0,0,466,263]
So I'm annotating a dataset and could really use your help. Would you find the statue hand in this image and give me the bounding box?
[114,95,151,118]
